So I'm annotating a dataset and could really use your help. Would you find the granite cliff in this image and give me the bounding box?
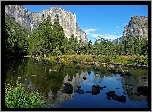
[5,5,88,43]
[113,15,148,44]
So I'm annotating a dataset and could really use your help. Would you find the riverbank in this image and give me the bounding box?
[24,55,148,68]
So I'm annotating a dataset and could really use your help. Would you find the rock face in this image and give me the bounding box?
[113,15,148,44]
[123,16,148,39]
[5,5,88,43]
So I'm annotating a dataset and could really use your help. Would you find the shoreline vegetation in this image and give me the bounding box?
[24,54,148,68]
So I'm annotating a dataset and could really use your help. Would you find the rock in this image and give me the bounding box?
[125,72,132,76]
[75,88,85,94]
[137,86,148,96]
[142,77,147,79]
[105,91,116,97]
[124,83,127,85]
[83,77,87,80]
[128,84,133,87]
[114,16,148,44]
[61,83,73,94]
[77,86,81,89]
[106,91,126,103]
[102,86,106,88]
[106,96,111,100]
[77,89,85,94]
[91,85,101,95]
[5,5,88,43]
[134,92,140,96]
[112,95,126,103]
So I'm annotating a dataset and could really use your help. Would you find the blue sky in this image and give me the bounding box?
[24,5,148,43]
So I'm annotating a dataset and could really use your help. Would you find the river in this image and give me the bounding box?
[5,57,148,108]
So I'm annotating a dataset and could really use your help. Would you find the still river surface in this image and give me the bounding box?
[5,57,148,108]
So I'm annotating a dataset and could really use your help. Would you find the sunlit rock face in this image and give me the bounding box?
[113,15,148,44]
[5,5,88,43]
[123,16,148,39]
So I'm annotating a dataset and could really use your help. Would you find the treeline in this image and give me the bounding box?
[5,14,148,58]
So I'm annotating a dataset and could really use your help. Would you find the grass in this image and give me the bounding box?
[45,54,148,67]
[5,81,51,108]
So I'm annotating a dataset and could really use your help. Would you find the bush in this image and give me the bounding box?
[102,56,111,63]
[49,56,57,64]
[5,82,45,108]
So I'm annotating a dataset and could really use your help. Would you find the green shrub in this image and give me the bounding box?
[49,56,57,64]
[5,82,46,108]
[102,56,111,63]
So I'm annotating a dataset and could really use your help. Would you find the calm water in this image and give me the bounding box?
[5,57,148,108]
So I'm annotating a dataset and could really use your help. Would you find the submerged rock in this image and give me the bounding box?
[61,83,73,94]
[92,85,101,95]
[121,72,132,77]
[105,91,116,97]
[75,88,85,94]
[105,91,126,103]
[106,96,111,100]
[112,95,126,103]
[83,77,87,80]
[77,86,81,89]
[137,86,148,96]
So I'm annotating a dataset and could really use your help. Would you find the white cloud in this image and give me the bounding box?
[116,26,119,28]
[84,28,97,35]
[91,33,122,40]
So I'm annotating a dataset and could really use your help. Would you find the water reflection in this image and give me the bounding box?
[5,58,148,108]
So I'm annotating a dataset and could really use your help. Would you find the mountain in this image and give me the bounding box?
[123,15,148,39]
[113,15,148,44]
[5,5,88,43]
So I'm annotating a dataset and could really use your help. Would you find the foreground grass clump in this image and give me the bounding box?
[5,82,48,108]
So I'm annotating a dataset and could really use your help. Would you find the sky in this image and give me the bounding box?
[23,5,148,43]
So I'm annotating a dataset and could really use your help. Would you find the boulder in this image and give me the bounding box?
[137,86,148,96]
[105,91,116,97]
[105,91,126,103]
[83,77,87,80]
[75,88,85,94]
[112,95,126,103]
[92,85,101,95]
[61,83,73,94]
